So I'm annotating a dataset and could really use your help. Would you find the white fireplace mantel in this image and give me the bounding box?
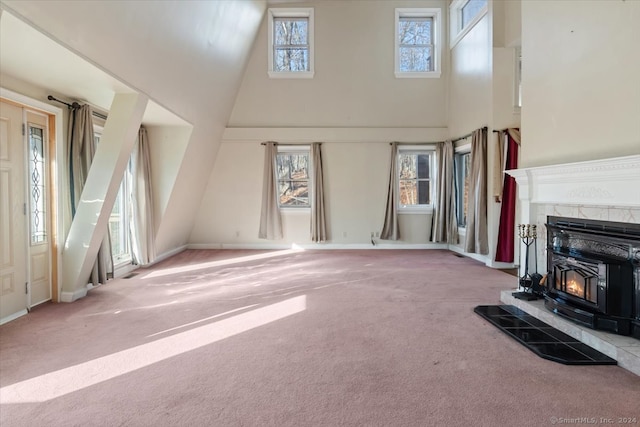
[503,155,640,376]
[506,154,640,281]
[507,154,640,208]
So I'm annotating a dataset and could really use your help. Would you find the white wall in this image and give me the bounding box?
[1,0,266,258]
[228,0,448,128]
[191,0,450,248]
[503,0,521,48]
[520,0,640,168]
[190,128,448,247]
[448,11,491,138]
[145,125,192,233]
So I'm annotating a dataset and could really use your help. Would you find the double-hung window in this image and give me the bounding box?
[268,8,314,78]
[276,146,311,208]
[397,147,435,212]
[395,8,441,78]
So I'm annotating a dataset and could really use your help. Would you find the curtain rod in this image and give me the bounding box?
[451,126,487,143]
[260,142,321,145]
[47,95,108,121]
[492,127,520,133]
[388,142,442,145]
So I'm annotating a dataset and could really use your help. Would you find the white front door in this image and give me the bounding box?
[0,100,28,322]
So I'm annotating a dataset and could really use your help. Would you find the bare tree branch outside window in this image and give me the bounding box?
[398,17,433,72]
[399,153,431,206]
[276,152,310,207]
[274,18,309,72]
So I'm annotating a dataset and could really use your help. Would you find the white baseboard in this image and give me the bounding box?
[448,246,487,263]
[0,309,28,325]
[147,245,188,266]
[60,287,88,303]
[188,242,450,250]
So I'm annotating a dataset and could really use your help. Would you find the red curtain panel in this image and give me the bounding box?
[495,133,519,263]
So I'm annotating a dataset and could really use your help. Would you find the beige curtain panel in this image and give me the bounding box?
[259,141,283,240]
[67,104,113,284]
[130,127,156,265]
[464,128,489,255]
[380,142,400,240]
[432,140,458,244]
[311,143,327,242]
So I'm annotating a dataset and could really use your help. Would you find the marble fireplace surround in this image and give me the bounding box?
[502,154,640,376]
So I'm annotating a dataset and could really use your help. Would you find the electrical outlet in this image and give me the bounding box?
[235,231,240,238]
[343,231,347,238]
[370,231,374,238]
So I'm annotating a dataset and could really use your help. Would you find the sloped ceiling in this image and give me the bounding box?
[0,0,266,255]
[0,11,187,126]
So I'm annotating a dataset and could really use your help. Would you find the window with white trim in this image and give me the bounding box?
[397,147,435,211]
[276,146,310,208]
[94,131,133,266]
[450,0,488,48]
[454,147,471,228]
[395,8,441,78]
[268,8,314,78]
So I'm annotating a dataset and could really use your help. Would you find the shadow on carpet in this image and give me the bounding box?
[474,305,617,366]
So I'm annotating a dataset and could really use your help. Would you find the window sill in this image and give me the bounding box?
[395,71,441,79]
[280,207,311,214]
[268,71,315,79]
[399,208,434,215]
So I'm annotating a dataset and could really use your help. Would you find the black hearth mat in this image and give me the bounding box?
[474,305,617,365]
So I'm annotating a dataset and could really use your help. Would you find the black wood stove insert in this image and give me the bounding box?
[545,216,640,339]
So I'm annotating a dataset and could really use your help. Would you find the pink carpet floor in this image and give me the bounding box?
[1,249,638,427]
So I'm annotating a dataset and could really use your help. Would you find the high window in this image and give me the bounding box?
[276,147,310,208]
[268,8,314,78]
[515,47,522,109]
[454,150,471,228]
[397,148,435,211]
[450,0,488,48]
[395,8,441,78]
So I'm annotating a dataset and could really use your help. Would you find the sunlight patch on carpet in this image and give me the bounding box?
[146,303,260,338]
[143,247,304,279]
[0,296,306,403]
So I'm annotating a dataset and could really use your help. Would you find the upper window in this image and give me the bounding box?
[268,8,314,79]
[397,148,435,211]
[276,147,310,208]
[395,8,441,78]
[515,47,522,109]
[450,0,488,48]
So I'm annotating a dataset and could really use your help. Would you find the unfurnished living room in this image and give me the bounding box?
[0,1,639,426]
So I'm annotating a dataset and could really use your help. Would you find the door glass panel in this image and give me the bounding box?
[28,125,46,244]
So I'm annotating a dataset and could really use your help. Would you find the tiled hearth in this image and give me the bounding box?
[505,155,640,376]
[500,291,640,376]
